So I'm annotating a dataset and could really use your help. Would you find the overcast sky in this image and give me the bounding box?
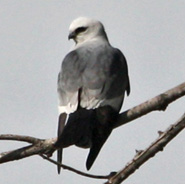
[0,1,185,184]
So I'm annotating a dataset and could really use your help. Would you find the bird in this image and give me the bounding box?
[54,17,130,174]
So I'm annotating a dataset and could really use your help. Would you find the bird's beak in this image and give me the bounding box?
[68,32,76,40]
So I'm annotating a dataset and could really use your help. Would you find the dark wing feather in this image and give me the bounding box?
[86,106,116,170]
[110,48,130,97]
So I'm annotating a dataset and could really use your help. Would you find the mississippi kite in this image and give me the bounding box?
[54,17,130,173]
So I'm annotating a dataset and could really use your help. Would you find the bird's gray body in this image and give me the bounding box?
[58,42,129,113]
[54,17,130,172]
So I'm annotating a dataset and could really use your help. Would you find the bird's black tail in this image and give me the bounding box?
[55,106,117,171]
[86,106,117,170]
[55,109,94,149]
[86,125,112,170]
[57,113,67,174]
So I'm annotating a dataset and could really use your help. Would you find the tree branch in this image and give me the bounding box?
[105,112,185,184]
[0,82,184,180]
[0,138,56,164]
[0,134,43,144]
[114,82,185,128]
[40,154,115,180]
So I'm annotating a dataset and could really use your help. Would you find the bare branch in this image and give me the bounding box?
[114,82,185,128]
[0,134,42,144]
[0,138,56,164]
[105,113,185,184]
[40,154,115,180]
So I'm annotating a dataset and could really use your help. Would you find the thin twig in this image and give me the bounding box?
[105,113,185,184]
[40,154,114,179]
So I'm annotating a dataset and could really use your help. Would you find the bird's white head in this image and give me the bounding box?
[68,17,108,44]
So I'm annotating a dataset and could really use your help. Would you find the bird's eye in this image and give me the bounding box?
[75,27,87,34]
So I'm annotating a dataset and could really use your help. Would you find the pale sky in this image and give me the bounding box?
[0,1,185,184]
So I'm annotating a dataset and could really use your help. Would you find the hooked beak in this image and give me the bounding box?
[68,32,76,40]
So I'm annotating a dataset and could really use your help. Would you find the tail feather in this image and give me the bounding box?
[57,113,67,174]
[55,106,117,171]
[86,106,117,170]
[86,122,112,170]
[57,149,63,174]
[55,108,94,149]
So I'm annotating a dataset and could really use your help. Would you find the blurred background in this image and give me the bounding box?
[0,1,184,184]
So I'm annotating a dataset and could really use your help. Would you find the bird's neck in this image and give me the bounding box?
[75,36,110,49]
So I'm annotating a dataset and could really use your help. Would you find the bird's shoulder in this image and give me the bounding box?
[62,50,79,66]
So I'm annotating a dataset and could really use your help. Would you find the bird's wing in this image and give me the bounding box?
[80,46,130,111]
[57,50,86,114]
[83,47,130,170]
[57,50,85,173]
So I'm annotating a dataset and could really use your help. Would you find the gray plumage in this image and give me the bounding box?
[54,17,130,173]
